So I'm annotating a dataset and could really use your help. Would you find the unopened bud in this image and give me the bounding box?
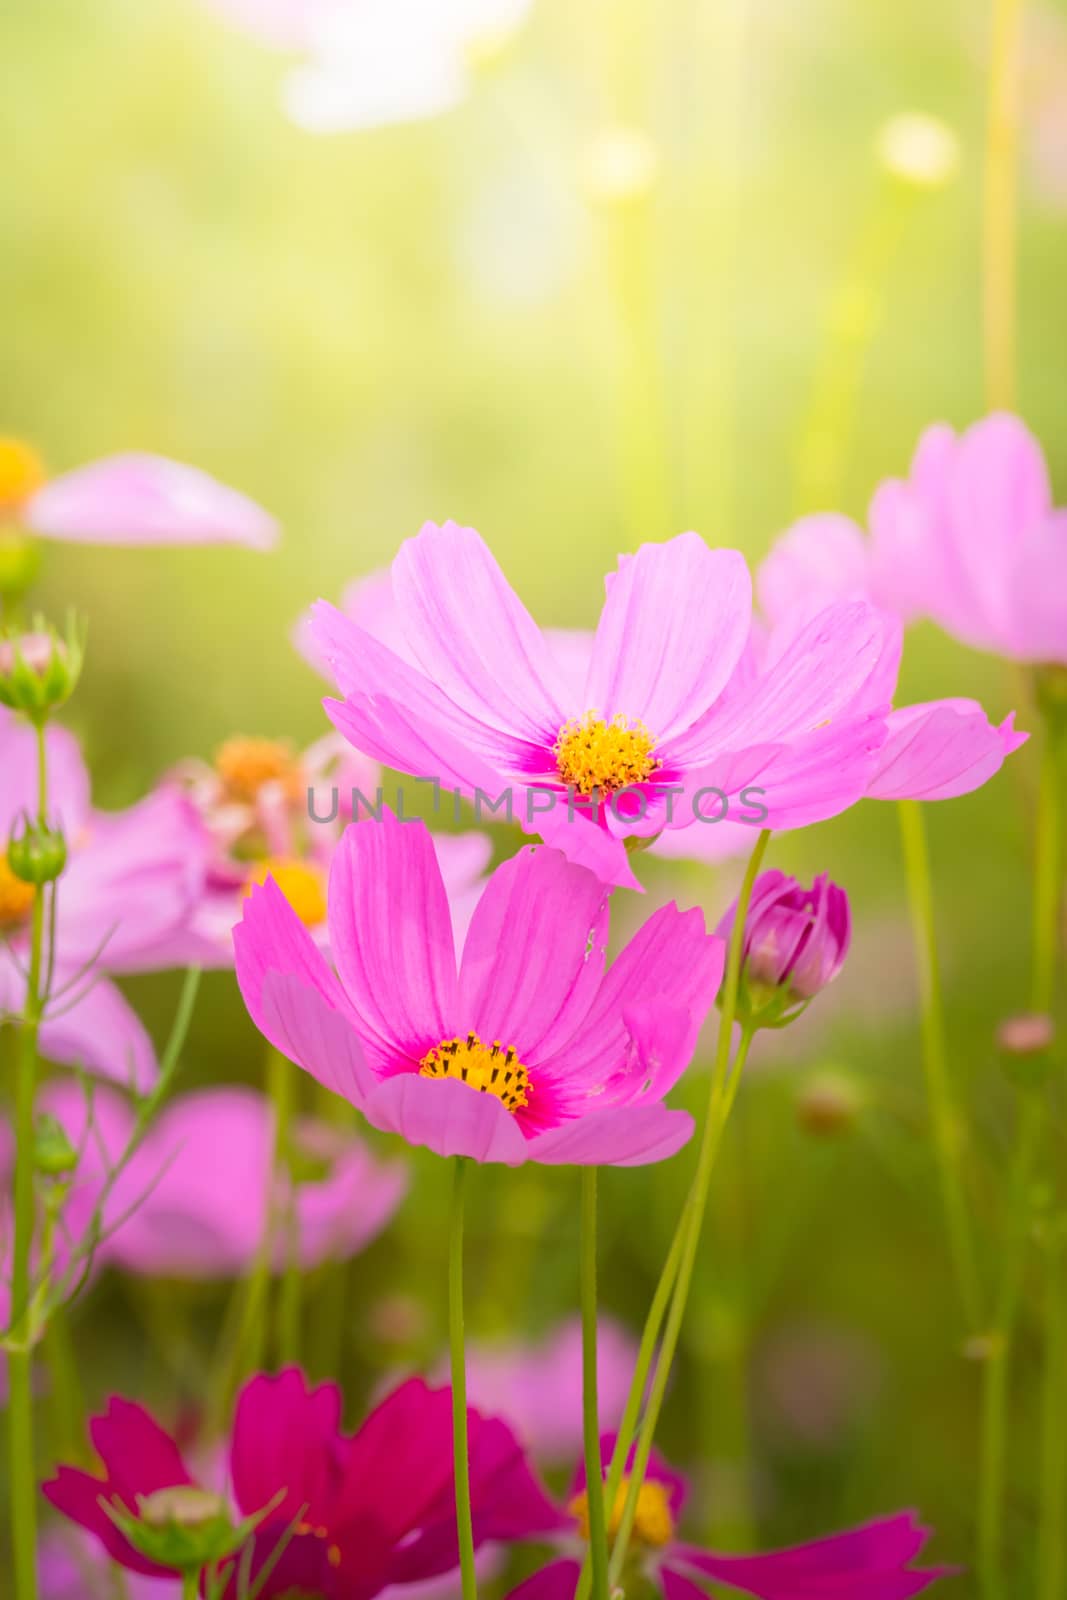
[796,1069,863,1136]
[0,615,84,721]
[34,1114,78,1179]
[718,870,851,1030]
[7,817,68,887]
[106,1482,274,1573]
[998,1013,1056,1088]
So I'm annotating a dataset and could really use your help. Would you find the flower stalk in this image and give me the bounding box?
[449,1156,478,1600]
[580,1167,610,1600]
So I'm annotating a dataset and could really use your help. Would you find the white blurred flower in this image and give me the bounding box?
[876,112,961,188]
[581,125,660,204]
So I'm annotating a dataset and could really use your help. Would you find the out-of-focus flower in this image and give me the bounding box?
[160,730,491,964]
[0,437,277,550]
[581,128,660,205]
[876,112,960,188]
[716,871,850,1027]
[310,524,911,889]
[235,810,723,1167]
[997,1013,1055,1057]
[0,710,208,1090]
[45,1369,562,1595]
[456,1317,640,1464]
[795,1067,865,1136]
[39,1525,176,1599]
[36,1080,407,1279]
[756,1324,883,1452]
[510,1435,949,1600]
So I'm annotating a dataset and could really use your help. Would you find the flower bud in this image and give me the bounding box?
[34,1113,78,1179]
[796,1068,864,1137]
[104,1484,275,1573]
[997,1013,1056,1089]
[717,870,851,1028]
[0,615,84,722]
[7,816,68,886]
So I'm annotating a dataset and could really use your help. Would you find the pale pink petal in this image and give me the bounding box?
[328,815,457,1071]
[584,535,752,742]
[757,514,873,631]
[0,712,91,839]
[235,875,355,1041]
[529,1103,694,1166]
[35,971,158,1092]
[26,454,278,549]
[260,970,376,1107]
[1010,510,1067,663]
[867,701,1028,801]
[363,1073,529,1164]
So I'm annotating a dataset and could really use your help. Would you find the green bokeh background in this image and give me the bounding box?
[3,0,1067,1589]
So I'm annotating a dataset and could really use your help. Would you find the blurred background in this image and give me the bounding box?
[4,0,1067,1589]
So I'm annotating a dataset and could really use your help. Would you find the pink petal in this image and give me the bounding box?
[506,1559,581,1600]
[1009,510,1067,663]
[328,815,457,1070]
[26,454,278,549]
[36,971,159,1092]
[231,1368,342,1525]
[0,711,90,839]
[584,535,752,742]
[457,845,610,1059]
[529,1103,695,1167]
[234,876,359,1057]
[391,521,569,742]
[260,970,376,1107]
[92,1398,194,1498]
[334,1379,455,1553]
[757,514,873,631]
[362,1073,529,1164]
[867,701,1029,801]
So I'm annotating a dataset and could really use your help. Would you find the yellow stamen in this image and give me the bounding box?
[568,1474,675,1549]
[419,1032,531,1113]
[554,711,659,798]
[214,736,304,804]
[244,857,327,928]
[0,856,34,930]
[0,437,46,514]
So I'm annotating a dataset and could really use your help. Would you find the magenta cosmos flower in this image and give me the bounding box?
[761,413,1066,666]
[717,870,851,1014]
[44,1368,562,1596]
[511,1435,949,1600]
[0,436,277,549]
[235,809,723,1166]
[0,710,208,1090]
[35,1080,407,1279]
[309,524,908,889]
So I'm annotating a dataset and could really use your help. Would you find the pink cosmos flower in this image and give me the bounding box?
[44,1368,563,1596]
[512,1435,949,1600]
[0,710,208,1090]
[717,871,851,1006]
[35,1080,407,1279]
[159,730,491,967]
[762,414,1067,665]
[0,436,277,549]
[453,1317,641,1465]
[309,524,908,890]
[235,810,723,1167]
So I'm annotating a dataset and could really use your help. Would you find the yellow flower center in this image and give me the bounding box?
[244,858,327,928]
[296,1521,342,1570]
[554,711,659,797]
[568,1474,675,1549]
[0,855,34,930]
[214,736,304,804]
[419,1032,531,1112]
[0,437,46,514]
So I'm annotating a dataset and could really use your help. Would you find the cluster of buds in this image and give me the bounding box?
[0,614,84,723]
[717,870,851,1031]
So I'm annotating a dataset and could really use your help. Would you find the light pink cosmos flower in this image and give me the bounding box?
[0,437,277,549]
[0,711,208,1091]
[34,1080,407,1279]
[451,1317,641,1465]
[762,414,1067,665]
[309,524,906,890]
[156,730,491,966]
[235,810,723,1167]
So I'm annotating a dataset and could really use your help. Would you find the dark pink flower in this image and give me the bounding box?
[716,871,851,1011]
[235,810,724,1167]
[510,1436,950,1600]
[44,1370,562,1596]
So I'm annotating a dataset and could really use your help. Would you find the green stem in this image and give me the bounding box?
[182,1570,199,1600]
[580,1168,610,1600]
[449,1157,477,1600]
[897,800,982,1329]
[1031,730,1063,1016]
[607,831,770,1587]
[8,722,50,1600]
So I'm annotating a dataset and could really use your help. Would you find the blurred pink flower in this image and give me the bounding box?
[36,1079,407,1279]
[45,1368,562,1595]
[39,1526,176,1599]
[0,710,209,1090]
[455,1317,641,1464]
[310,524,908,890]
[235,809,723,1167]
[0,437,277,549]
[512,1435,949,1600]
[159,729,491,965]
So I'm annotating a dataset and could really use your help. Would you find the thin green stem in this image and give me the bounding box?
[241,1044,295,1376]
[983,0,1023,410]
[580,1168,610,1600]
[1031,731,1063,1016]
[449,1157,477,1600]
[607,831,770,1586]
[182,1570,199,1600]
[897,800,982,1329]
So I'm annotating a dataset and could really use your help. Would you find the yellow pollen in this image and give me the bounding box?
[214,736,304,804]
[0,856,34,930]
[244,857,327,927]
[419,1032,531,1112]
[554,711,659,797]
[568,1474,675,1549]
[0,437,47,514]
